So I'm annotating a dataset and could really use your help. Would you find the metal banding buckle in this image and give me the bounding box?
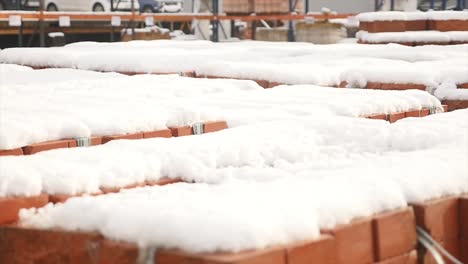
[192,123,204,135]
[75,137,91,147]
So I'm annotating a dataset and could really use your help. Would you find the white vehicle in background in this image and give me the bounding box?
[45,0,139,12]
[139,0,183,13]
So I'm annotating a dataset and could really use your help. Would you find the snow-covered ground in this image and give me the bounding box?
[15,109,468,253]
[1,41,467,92]
[0,70,442,150]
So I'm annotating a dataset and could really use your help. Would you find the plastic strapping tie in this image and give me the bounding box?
[429,106,439,115]
[192,123,204,135]
[138,246,157,264]
[417,226,463,264]
[75,137,91,147]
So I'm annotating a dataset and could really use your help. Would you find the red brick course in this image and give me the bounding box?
[204,121,229,133]
[367,21,406,33]
[365,82,426,91]
[460,238,468,264]
[22,139,75,155]
[101,133,144,144]
[0,148,23,156]
[285,235,336,264]
[405,110,422,118]
[367,114,387,120]
[0,194,49,225]
[441,100,468,111]
[170,126,193,137]
[322,218,374,264]
[156,247,286,264]
[375,250,417,264]
[0,226,115,264]
[372,208,417,261]
[143,129,173,139]
[420,109,430,117]
[428,20,468,31]
[405,20,427,31]
[460,196,468,238]
[411,196,459,242]
[388,112,406,123]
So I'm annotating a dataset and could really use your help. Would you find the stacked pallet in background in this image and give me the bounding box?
[223,0,303,13]
[357,11,468,45]
[223,0,304,39]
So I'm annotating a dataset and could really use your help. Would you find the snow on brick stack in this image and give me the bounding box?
[0,65,447,157]
[0,109,467,263]
[2,42,468,96]
[357,11,468,46]
[434,81,468,112]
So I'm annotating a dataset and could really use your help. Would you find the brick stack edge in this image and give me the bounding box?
[411,196,466,264]
[359,16,468,45]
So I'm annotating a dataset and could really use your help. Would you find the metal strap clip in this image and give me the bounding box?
[75,137,91,147]
[192,123,204,135]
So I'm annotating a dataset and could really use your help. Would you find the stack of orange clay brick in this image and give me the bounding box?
[223,0,303,13]
[0,121,228,157]
[357,11,468,46]
[1,197,467,263]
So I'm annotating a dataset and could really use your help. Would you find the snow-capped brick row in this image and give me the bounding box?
[0,178,184,223]
[0,195,49,225]
[371,208,417,261]
[47,178,183,204]
[410,196,461,263]
[357,12,409,32]
[1,73,262,151]
[357,11,468,32]
[12,125,223,156]
[0,110,466,256]
[1,41,467,94]
[1,70,445,151]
